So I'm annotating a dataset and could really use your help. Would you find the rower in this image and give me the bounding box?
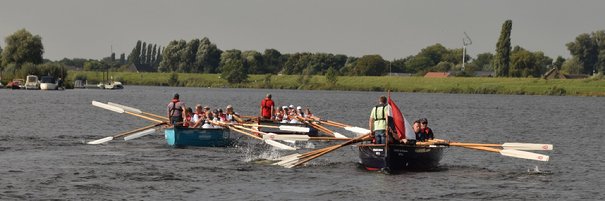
[192,104,206,128]
[260,93,275,120]
[413,120,424,141]
[225,105,242,123]
[369,96,389,144]
[183,107,194,127]
[167,93,186,126]
[419,118,434,141]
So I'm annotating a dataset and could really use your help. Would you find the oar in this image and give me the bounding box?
[461,146,550,162]
[221,122,310,133]
[296,116,347,138]
[123,128,157,141]
[92,101,164,123]
[87,122,165,144]
[108,102,169,121]
[263,134,351,141]
[228,126,296,150]
[276,133,371,168]
[449,142,553,151]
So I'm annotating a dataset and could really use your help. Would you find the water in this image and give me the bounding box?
[0,86,603,200]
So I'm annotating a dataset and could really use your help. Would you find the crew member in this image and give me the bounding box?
[369,96,389,144]
[419,118,434,141]
[260,93,275,120]
[413,120,423,141]
[167,93,186,126]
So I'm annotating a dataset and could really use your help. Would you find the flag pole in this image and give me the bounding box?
[384,91,391,172]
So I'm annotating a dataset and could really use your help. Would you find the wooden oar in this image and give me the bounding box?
[123,128,157,141]
[461,146,550,162]
[296,116,347,138]
[92,101,165,123]
[417,139,554,151]
[276,133,371,168]
[262,134,351,141]
[87,122,165,144]
[108,102,169,121]
[228,125,296,150]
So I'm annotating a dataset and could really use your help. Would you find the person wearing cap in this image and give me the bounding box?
[369,96,390,144]
[225,105,242,123]
[167,93,186,126]
[260,93,275,120]
[296,106,304,117]
[192,104,206,128]
[419,118,434,141]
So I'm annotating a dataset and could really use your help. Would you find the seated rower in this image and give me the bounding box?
[304,107,313,118]
[217,109,227,122]
[182,107,194,127]
[413,120,425,141]
[225,105,242,123]
[192,105,206,128]
[419,118,434,141]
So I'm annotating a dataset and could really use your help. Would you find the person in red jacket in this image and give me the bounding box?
[419,118,434,141]
[260,93,275,120]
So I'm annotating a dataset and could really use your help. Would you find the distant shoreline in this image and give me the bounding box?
[67,71,605,97]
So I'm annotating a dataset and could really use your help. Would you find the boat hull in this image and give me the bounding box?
[358,144,446,171]
[40,83,58,90]
[164,127,232,147]
[258,120,319,136]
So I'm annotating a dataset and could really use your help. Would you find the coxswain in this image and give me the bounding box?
[369,96,389,144]
[167,93,186,126]
[419,118,434,141]
[260,93,275,120]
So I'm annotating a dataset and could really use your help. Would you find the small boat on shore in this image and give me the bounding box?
[40,76,59,90]
[358,143,447,171]
[24,75,40,90]
[164,126,233,147]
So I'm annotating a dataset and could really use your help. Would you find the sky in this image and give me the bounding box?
[1,0,604,61]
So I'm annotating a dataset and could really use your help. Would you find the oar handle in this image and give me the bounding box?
[113,122,165,138]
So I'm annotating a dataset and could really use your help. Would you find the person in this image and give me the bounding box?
[369,96,390,144]
[304,107,313,118]
[275,107,284,121]
[260,93,275,120]
[192,105,206,128]
[296,106,304,117]
[182,107,194,127]
[217,109,227,122]
[167,93,186,126]
[412,120,423,141]
[419,118,434,141]
[225,105,241,122]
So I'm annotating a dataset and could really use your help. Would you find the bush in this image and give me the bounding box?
[168,72,179,86]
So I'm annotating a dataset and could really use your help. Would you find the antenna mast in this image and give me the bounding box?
[462,32,472,71]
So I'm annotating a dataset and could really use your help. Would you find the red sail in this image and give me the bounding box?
[388,96,415,140]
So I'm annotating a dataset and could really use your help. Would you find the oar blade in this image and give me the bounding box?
[332,132,348,139]
[87,137,114,145]
[500,149,550,162]
[124,129,156,141]
[92,101,125,113]
[502,143,553,151]
[344,126,371,135]
[263,134,310,141]
[279,125,310,133]
[107,102,143,114]
[264,139,297,150]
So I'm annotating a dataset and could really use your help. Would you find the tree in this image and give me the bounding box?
[325,67,338,85]
[561,57,582,74]
[552,56,565,69]
[141,42,147,65]
[263,49,282,73]
[494,20,512,77]
[566,33,597,75]
[220,49,248,83]
[242,50,264,74]
[510,46,536,77]
[128,40,142,65]
[146,43,153,65]
[119,53,126,65]
[195,37,222,73]
[1,29,44,67]
[159,40,187,72]
[179,39,199,72]
[350,55,387,76]
[471,52,493,71]
[151,44,157,65]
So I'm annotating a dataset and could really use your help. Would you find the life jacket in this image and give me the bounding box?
[169,99,183,117]
[183,115,192,127]
[373,104,387,122]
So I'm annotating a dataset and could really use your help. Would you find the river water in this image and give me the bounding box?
[0,86,603,200]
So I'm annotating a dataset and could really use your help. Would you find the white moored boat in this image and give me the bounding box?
[40,76,58,90]
[24,75,40,90]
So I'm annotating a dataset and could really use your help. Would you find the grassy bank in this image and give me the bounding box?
[68,71,605,96]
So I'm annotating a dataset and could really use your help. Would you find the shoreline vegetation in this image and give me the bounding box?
[69,71,605,97]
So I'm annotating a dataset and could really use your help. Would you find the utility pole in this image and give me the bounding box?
[462,32,472,72]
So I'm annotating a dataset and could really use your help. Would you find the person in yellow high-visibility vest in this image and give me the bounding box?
[368,96,390,144]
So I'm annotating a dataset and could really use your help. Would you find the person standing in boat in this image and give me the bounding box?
[369,96,390,144]
[167,93,186,126]
[419,118,434,141]
[260,93,275,120]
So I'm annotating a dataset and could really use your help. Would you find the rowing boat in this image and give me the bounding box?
[164,126,233,147]
[358,143,447,171]
[257,120,319,136]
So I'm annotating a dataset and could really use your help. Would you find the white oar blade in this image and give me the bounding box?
[344,126,371,134]
[263,134,310,141]
[107,102,143,114]
[124,129,156,141]
[279,125,310,133]
[264,139,297,150]
[92,101,125,113]
[333,132,348,139]
[500,149,550,162]
[87,137,113,145]
[502,143,553,151]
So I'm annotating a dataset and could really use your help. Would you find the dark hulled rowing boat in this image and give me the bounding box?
[164,126,233,147]
[358,143,447,171]
[257,120,319,136]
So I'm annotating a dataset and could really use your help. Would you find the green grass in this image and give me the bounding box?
[68,71,605,96]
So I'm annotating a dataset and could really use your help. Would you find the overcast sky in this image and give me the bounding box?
[1,0,604,61]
